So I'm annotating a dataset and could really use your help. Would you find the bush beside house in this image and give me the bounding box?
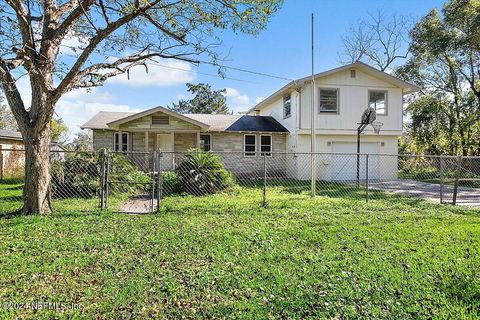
[172,149,235,196]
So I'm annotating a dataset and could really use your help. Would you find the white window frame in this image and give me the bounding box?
[244,134,257,157]
[113,132,129,152]
[368,90,388,115]
[283,94,291,119]
[199,134,212,152]
[318,88,339,114]
[260,134,272,157]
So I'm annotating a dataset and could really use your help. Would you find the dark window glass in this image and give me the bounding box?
[283,95,291,118]
[369,90,387,115]
[114,133,119,151]
[200,134,211,151]
[319,89,338,112]
[114,133,128,152]
[244,135,256,157]
[260,135,272,156]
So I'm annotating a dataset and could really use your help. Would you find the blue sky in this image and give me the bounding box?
[53,0,447,134]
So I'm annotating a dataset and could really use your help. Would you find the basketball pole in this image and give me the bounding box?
[310,13,316,198]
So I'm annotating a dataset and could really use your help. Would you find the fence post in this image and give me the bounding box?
[262,152,267,208]
[0,145,3,181]
[452,154,463,205]
[100,148,106,211]
[105,151,110,209]
[365,154,369,203]
[151,151,156,212]
[439,156,444,204]
[157,151,163,213]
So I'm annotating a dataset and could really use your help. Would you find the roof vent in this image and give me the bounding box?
[350,69,356,78]
[152,115,169,125]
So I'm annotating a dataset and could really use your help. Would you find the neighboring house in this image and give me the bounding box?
[81,108,289,175]
[0,129,66,178]
[82,61,419,180]
[0,129,23,149]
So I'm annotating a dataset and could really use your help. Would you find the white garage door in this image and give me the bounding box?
[331,142,379,181]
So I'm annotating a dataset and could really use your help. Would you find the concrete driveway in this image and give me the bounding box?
[368,179,480,207]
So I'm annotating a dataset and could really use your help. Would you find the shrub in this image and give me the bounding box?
[162,171,181,195]
[175,149,234,195]
[108,152,152,194]
[51,151,152,199]
[51,153,99,198]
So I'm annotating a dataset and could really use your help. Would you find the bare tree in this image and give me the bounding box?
[339,10,411,71]
[0,0,282,214]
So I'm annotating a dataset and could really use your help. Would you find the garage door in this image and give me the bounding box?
[331,142,379,181]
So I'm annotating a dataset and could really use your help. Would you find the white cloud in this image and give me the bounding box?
[225,87,254,113]
[224,88,240,97]
[107,59,196,86]
[55,88,143,136]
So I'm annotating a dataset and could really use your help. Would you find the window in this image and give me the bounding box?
[369,90,387,115]
[319,88,339,113]
[283,94,291,118]
[152,115,169,125]
[244,134,256,157]
[260,135,272,156]
[113,132,129,152]
[200,134,211,152]
[350,69,356,78]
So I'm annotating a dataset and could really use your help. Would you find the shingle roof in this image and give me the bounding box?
[0,129,23,140]
[183,114,242,131]
[81,111,136,129]
[185,114,288,132]
[81,111,289,133]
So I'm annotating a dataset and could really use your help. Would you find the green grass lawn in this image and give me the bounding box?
[1,181,480,319]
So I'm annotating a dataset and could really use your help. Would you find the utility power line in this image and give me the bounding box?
[57,44,292,84]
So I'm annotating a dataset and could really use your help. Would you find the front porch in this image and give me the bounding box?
[119,130,201,171]
[129,131,201,154]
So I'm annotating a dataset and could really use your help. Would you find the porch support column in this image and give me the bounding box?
[145,131,149,152]
[196,131,201,148]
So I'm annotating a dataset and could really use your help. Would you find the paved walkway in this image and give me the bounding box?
[368,179,480,207]
[119,194,157,213]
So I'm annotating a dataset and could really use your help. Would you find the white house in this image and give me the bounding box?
[83,61,419,181]
[246,61,420,180]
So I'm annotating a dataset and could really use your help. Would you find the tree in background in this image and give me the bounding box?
[0,0,281,214]
[339,10,411,71]
[50,118,69,144]
[2,94,68,138]
[397,0,480,155]
[170,83,230,114]
[0,96,18,131]
[68,131,93,151]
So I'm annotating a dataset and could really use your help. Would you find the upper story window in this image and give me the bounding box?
[283,94,291,119]
[200,134,211,152]
[114,132,129,152]
[319,88,339,113]
[244,134,256,157]
[152,115,169,125]
[260,135,272,156]
[369,90,387,115]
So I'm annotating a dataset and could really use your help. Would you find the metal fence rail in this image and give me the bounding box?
[1,148,479,215]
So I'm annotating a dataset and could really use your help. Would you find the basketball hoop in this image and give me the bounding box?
[371,121,383,134]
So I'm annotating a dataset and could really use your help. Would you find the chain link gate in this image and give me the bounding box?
[99,149,163,213]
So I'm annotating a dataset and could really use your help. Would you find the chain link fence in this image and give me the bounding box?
[1,149,479,215]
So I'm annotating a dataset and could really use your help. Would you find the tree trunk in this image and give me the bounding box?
[22,124,52,215]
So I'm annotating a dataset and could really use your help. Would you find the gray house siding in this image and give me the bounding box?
[92,130,113,150]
